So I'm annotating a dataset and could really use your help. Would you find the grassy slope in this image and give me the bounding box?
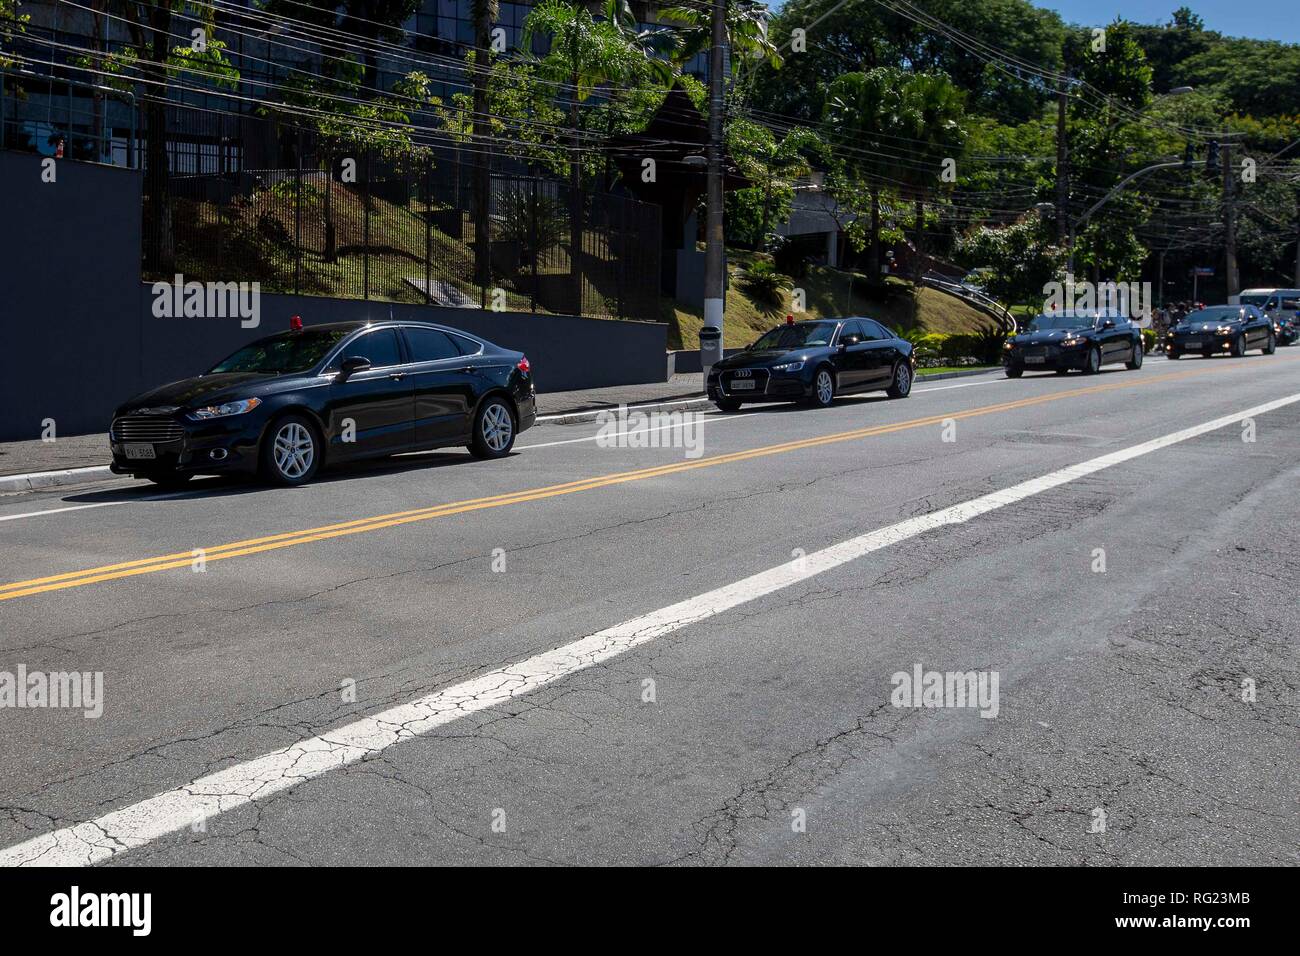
[663,250,994,350]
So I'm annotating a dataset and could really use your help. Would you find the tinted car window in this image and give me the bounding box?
[344,329,402,368]
[840,321,865,342]
[863,320,891,340]
[209,328,349,374]
[448,332,482,355]
[405,327,461,362]
[751,322,838,350]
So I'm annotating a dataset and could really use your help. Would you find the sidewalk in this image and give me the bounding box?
[0,367,995,486]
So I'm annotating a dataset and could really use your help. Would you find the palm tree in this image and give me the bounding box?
[661,1,782,82]
[898,72,966,282]
[523,0,640,310]
[823,67,912,279]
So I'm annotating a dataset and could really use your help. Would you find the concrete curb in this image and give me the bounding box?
[0,465,113,495]
[536,395,711,425]
[915,367,999,382]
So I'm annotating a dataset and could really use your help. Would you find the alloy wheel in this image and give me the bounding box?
[481,402,513,453]
[815,369,834,405]
[273,422,314,480]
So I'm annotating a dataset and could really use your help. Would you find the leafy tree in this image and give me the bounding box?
[725,120,822,248]
[662,1,783,82]
[954,215,1066,309]
[0,0,28,70]
[897,72,967,280]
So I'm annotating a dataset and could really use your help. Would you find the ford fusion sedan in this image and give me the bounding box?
[109,319,536,487]
[1003,312,1143,377]
[1165,305,1274,359]
[706,318,916,412]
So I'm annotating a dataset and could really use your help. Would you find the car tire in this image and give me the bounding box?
[1231,333,1245,357]
[260,414,322,486]
[1264,331,1276,354]
[713,398,743,412]
[469,396,516,459]
[1084,346,1101,375]
[886,362,912,398]
[1168,349,1180,360]
[809,366,836,408]
[1004,366,1023,378]
[1125,341,1143,370]
[143,472,193,489]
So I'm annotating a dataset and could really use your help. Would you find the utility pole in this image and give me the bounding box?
[1222,141,1239,298]
[1294,187,1300,286]
[700,0,727,378]
[1055,78,1069,253]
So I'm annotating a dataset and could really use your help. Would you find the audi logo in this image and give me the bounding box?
[734,369,752,378]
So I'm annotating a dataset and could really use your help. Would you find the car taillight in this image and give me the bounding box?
[517,356,530,374]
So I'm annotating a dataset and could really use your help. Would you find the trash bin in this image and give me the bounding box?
[699,326,722,380]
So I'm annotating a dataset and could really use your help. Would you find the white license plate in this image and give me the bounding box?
[124,444,157,460]
[730,380,756,390]
[1025,356,1045,364]
[1184,339,1201,348]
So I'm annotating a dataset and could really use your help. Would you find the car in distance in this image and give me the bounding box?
[1002,311,1143,377]
[1165,305,1274,359]
[706,318,916,412]
[109,319,535,487]
[1268,313,1298,346]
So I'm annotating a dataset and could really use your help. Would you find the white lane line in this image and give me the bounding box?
[3,391,1295,867]
[0,502,123,523]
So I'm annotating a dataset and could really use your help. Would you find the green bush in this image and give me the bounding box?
[1141,328,1157,353]
[741,260,793,308]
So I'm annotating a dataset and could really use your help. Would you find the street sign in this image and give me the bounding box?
[1190,267,1214,276]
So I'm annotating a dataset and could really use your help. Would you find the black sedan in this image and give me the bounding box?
[109,319,536,487]
[1003,312,1143,377]
[1165,305,1274,359]
[706,318,915,412]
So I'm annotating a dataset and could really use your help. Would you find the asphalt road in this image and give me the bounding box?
[1,352,1297,866]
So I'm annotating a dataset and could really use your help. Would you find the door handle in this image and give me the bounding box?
[388,372,405,381]
[460,365,477,373]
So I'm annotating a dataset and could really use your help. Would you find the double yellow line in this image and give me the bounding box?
[0,366,1220,603]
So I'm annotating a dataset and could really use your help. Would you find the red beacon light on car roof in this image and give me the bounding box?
[290,315,303,332]
[786,313,795,325]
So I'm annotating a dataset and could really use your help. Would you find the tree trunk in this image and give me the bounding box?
[569,63,582,315]
[912,197,924,285]
[471,27,492,297]
[142,9,173,274]
[758,177,772,251]
[867,188,881,280]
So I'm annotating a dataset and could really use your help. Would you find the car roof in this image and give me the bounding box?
[288,319,483,340]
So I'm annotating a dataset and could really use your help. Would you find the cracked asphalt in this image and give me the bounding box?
[0,352,1297,866]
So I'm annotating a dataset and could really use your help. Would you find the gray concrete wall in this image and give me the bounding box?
[0,151,669,442]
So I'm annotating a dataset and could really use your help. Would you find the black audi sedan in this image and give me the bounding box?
[1003,311,1143,377]
[109,320,536,487]
[1165,305,1274,359]
[706,318,915,412]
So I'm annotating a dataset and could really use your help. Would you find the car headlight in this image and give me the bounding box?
[1003,340,1015,350]
[1061,336,1085,347]
[772,361,804,372]
[187,397,263,420]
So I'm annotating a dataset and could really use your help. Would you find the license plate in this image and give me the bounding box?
[1184,339,1201,348]
[124,444,156,460]
[1025,356,1045,364]
[729,380,756,391]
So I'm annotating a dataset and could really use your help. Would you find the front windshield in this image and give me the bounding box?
[1183,308,1247,325]
[1027,315,1091,331]
[1237,295,1270,308]
[750,322,838,350]
[209,329,350,374]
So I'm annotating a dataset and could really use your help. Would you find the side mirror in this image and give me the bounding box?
[841,334,861,347]
[339,356,371,377]
[1101,319,1116,329]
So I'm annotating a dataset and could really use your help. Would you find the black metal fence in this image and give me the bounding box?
[142,126,662,324]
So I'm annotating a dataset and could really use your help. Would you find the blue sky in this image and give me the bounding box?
[1035,1,1299,44]
[767,2,1300,45]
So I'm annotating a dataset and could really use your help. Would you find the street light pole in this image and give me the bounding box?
[1222,142,1240,298]
[701,0,727,374]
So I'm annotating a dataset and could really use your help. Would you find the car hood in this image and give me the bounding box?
[117,372,292,415]
[1013,329,1090,345]
[1175,322,1240,334]
[714,349,819,370]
